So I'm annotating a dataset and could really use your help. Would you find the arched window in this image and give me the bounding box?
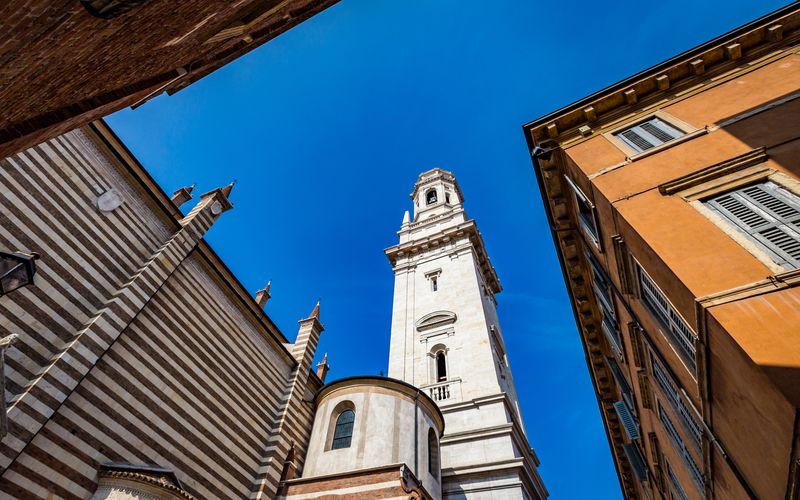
[331,409,355,449]
[426,189,438,205]
[436,351,447,382]
[428,429,439,478]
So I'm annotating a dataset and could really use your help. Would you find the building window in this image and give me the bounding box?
[622,443,648,483]
[426,189,438,205]
[445,192,451,204]
[607,357,634,409]
[428,428,439,478]
[650,354,702,451]
[658,402,704,493]
[667,462,689,500]
[331,409,355,450]
[425,270,441,292]
[565,176,600,247]
[704,181,800,269]
[586,251,623,358]
[615,117,684,154]
[436,351,447,382]
[635,263,697,373]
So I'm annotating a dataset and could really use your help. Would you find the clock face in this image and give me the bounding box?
[97,189,124,212]
[210,200,223,215]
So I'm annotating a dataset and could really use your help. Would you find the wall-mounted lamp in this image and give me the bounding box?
[0,252,40,297]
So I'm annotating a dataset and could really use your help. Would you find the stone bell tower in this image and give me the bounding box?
[385,168,548,499]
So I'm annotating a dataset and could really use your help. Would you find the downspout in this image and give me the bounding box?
[414,390,420,477]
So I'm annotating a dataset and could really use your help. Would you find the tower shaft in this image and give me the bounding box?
[385,169,547,499]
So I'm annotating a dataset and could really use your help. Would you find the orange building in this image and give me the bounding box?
[524,5,800,499]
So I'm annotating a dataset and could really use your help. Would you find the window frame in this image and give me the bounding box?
[330,409,355,450]
[564,175,601,249]
[325,402,356,452]
[428,428,440,479]
[703,180,800,269]
[657,401,705,493]
[649,352,703,452]
[435,350,447,382]
[425,188,438,205]
[603,110,699,159]
[585,249,624,359]
[633,260,698,375]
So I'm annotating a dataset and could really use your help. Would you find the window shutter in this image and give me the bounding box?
[636,264,697,372]
[615,117,685,153]
[622,443,649,482]
[641,118,681,142]
[619,129,654,152]
[637,371,653,410]
[613,400,639,440]
[668,463,690,500]
[707,182,800,268]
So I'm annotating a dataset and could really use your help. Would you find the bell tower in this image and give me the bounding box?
[385,169,548,499]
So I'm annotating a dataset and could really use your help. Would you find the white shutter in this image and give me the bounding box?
[615,117,684,153]
[707,181,800,268]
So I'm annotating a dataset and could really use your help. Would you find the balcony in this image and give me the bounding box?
[422,378,462,404]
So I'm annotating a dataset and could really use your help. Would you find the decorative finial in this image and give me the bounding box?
[309,298,320,319]
[255,280,272,308]
[316,352,330,381]
[170,184,196,208]
[221,180,236,198]
[402,210,410,225]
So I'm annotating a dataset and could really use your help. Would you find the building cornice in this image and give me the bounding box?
[523,4,800,147]
[385,220,502,294]
[525,146,641,496]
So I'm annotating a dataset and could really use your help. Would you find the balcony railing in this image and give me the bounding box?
[423,378,462,403]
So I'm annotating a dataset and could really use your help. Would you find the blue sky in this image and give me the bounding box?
[107,1,788,497]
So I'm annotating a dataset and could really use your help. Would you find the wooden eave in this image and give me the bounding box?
[85,120,296,365]
[167,0,340,96]
[522,4,800,148]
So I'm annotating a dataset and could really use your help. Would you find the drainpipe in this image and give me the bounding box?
[414,390,420,477]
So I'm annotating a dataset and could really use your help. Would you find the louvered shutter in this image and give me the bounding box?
[607,357,634,408]
[707,182,800,268]
[615,117,684,153]
[613,400,639,440]
[619,129,654,152]
[622,443,649,482]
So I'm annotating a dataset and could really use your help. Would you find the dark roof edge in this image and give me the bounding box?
[522,1,800,132]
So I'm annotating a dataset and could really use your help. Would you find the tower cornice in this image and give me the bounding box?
[385,219,502,294]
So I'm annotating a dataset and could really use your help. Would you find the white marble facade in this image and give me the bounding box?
[385,169,548,499]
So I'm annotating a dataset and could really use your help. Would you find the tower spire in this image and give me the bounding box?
[308,299,320,319]
[221,180,236,198]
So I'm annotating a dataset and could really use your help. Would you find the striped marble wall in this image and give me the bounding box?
[0,123,321,499]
